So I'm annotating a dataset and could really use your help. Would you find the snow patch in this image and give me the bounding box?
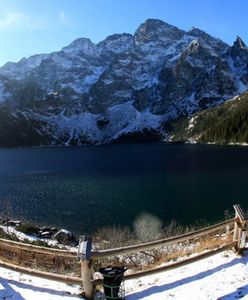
[238,80,248,93]
[46,111,103,144]
[102,78,113,85]
[61,66,106,94]
[112,90,133,98]
[105,102,160,140]
[188,115,197,130]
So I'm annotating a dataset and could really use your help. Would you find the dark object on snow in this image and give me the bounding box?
[39,227,58,239]
[40,226,57,233]
[39,231,53,239]
[99,266,127,300]
[6,220,22,227]
[53,229,77,246]
[17,223,40,235]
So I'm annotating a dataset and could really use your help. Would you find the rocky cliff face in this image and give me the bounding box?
[0,19,247,146]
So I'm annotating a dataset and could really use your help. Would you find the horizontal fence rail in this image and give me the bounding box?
[92,218,237,258]
[93,241,237,284]
[0,238,79,276]
[0,260,81,285]
[0,238,77,258]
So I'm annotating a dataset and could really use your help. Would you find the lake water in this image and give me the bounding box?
[0,143,248,235]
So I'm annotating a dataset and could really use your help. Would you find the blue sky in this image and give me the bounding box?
[0,0,247,67]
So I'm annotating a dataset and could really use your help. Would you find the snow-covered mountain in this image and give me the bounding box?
[0,19,248,146]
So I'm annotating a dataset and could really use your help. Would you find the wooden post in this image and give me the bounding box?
[233,211,239,242]
[233,204,247,251]
[224,210,230,237]
[240,230,247,249]
[78,235,94,299]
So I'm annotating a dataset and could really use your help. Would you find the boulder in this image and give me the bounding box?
[39,231,53,239]
[39,227,58,239]
[16,223,40,235]
[53,229,77,246]
[6,220,22,227]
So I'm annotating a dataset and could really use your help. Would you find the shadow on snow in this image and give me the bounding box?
[0,277,79,299]
[127,256,248,299]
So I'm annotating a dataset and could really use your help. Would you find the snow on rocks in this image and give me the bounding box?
[105,102,161,140]
[187,115,198,130]
[0,223,78,250]
[48,110,103,144]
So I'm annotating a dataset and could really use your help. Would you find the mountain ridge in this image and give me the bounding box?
[167,91,248,144]
[0,18,247,146]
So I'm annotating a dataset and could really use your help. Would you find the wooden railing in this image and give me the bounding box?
[80,204,247,299]
[233,204,248,249]
[0,236,79,277]
[91,218,237,258]
[0,204,247,299]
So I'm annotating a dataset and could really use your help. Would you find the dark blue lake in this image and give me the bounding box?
[0,143,247,234]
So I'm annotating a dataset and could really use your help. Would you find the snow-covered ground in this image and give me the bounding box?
[0,267,82,300]
[125,250,248,300]
[0,250,247,299]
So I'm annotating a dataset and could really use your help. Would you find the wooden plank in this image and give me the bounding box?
[233,204,247,249]
[92,241,237,284]
[233,204,247,221]
[240,231,247,249]
[0,260,81,285]
[81,260,94,299]
[92,218,237,258]
[79,236,94,299]
[0,239,76,258]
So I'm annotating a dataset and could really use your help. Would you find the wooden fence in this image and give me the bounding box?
[0,204,247,299]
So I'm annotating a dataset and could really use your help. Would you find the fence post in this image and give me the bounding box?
[233,204,247,251]
[78,235,94,299]
[224,210,231,237]
[233,211,239,242]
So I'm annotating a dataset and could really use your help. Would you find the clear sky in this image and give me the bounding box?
[0,0,247,67]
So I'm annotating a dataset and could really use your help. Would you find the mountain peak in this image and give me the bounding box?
[134,19,184,44]
[188,27,207,36]
[100,33,132,43]
[62,38,98,56]
[97,33,134,54]
[140,18,172,29]
[188,27,214,42]
[233,36,247,49]
[141,19,172,27]
[188,27,224,44]
[134,19,172,38]
[188,27,228,54]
